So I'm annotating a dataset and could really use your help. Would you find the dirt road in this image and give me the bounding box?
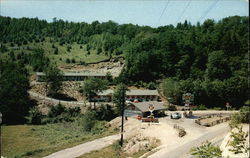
[148,122,230,158]
[43,134,120,158]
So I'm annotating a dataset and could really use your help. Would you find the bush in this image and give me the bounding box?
[168,105,177,111]
[66,58,71,63]
[54,47,58,55]
[193,104,208,110]
[82,110,97,132]
[42,104,81,124]
[229,126,249,154]
[146,82,157,90]
[48,104,66,118]
[230,106,250,128]
[96,104,116,121]
[26,107,44,125]
[190,141,222,158]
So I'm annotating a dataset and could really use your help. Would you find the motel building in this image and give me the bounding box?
[36,72,106,82]
[125,101,166,117]
[92,89,160,102]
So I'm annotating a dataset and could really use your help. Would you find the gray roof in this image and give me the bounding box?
[98,89,114,96]
[128,101,166,112]
[36,72,106,77]
[126,90,159,96]
[98,89,159,96]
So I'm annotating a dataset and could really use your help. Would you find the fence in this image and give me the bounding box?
[195,114,231,127]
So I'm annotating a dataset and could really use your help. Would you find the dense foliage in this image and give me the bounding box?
[0,15,248,108]
[0,61,31,124]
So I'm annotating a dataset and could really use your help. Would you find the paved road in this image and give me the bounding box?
[148,123,230,158]
[43,134,120,158]
[28,91,111,107]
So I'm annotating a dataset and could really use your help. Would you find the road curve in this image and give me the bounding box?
[43,134,120,158]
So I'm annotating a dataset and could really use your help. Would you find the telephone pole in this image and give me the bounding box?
[120,85,125,146]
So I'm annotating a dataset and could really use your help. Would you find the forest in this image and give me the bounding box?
[0,15,248,119]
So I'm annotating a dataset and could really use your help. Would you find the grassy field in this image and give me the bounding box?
[2,121,117,158]
[1,39,110,66]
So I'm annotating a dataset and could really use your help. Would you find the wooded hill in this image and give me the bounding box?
[0,16,248,108]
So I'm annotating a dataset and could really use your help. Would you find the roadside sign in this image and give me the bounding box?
[124,109,142,117]
[148,104,154,112]
[182,93,194,105]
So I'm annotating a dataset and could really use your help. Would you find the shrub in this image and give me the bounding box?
[42,104,81,123]
[96,104,116,121]
[54,47,58,55]
[168,105,177,111]
[82,110,97,132]
[229,126,249,154]
[67,107,81,117]
[146,82,157,90]
[190,141,222,158]
[26,107,44,125]
[230,106,250,128]
[48,104,66,118]
[193,104,208,110]
[66,58,71,63]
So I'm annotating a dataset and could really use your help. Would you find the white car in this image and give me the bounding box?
[171,112,182,119]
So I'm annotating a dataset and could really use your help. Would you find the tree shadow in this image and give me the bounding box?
[49,93,77,101]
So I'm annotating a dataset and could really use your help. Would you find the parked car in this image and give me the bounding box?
[171,112,182,119]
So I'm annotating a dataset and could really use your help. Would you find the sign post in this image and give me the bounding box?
[182,93,194,108]
[226,102,230,111]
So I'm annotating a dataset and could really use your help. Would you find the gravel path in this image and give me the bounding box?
[148,122,230,158]
[43,134,120,158]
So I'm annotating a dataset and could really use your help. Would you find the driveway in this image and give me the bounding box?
[43,134,120,158]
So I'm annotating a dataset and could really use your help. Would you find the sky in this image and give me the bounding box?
[0,0,248,27]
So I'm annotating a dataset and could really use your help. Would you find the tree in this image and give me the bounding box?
[112,83,127,115]
[44,65,63,97]
[112,83,127,146]
[190,141,222,158]
[80,77,108,108]
[205,51,231,80]
[0,61,30,124]
[161,78,181,105]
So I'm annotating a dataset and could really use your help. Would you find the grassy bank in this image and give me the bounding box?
[78,139,159,158]
[2,121,117,158]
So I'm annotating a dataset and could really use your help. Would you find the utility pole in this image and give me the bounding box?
[120,85,125,147]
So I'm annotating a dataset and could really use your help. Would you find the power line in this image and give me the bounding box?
[175,0,191,24]
[198,0,219,22]
[157,0,170,27]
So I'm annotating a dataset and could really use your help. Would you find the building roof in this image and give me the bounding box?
[98,89,114,96]
[98,89,159,96]
[126,90,159,96]
[36,72,106,77]
[128,101,166,112]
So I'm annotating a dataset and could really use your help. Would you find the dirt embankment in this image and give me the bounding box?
[220,124,249,158]
[31,82,84,101]
[59,57,124,77]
